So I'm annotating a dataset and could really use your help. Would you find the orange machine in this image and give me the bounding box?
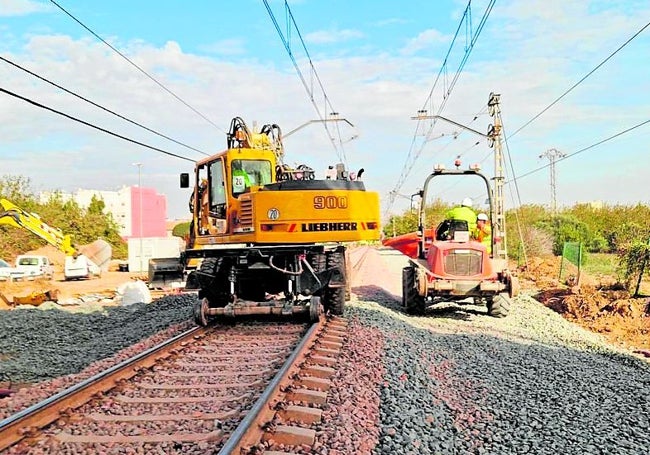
[384,164,518,317]
[152,117,381,324]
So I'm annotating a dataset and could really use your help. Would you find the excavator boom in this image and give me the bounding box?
[0,198,108,282]
[0,198,75,255]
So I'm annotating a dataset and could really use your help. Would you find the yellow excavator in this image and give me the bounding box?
[150,117,381,324]
[0,198,106,282]
[0,198,75,255]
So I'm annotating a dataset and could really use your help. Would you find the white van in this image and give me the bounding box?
[15,255,54,279]
[64,254,101,280]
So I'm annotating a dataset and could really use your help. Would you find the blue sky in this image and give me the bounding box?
[1,0,649,220]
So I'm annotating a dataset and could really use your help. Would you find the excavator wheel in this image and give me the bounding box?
[196,257,230,307]
[323,251,346,315]
[193,298,210,326]
[402,266,425,315]
[309,252,327,272]
[487,292,511,318]
[197,257,220,289]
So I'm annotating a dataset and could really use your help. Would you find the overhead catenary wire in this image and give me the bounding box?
[497,19,650,247]
[386,103,490,218]
[388,0,496,215]
[262,0,349,165]
[390,14,650,221]
[49,0,226,135]
[0,55,210,157]
[0,86,196,163]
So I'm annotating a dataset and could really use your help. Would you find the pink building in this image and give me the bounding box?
[129,186,167,239]
[40,185,168,240]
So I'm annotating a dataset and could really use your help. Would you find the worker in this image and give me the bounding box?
[473,212,492,254]
[445,197,477,233]
[232,160,252,193]
[197,179,210,233]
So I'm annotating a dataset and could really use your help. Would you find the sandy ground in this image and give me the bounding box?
[0,243,152,308]
[0,270,147,308]
[518,255,650,356]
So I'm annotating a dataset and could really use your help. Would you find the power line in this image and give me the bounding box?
[262,0,349,165]
[0,86,196,163]
[49,0,225,134]
[389,0,496,210]
[0,55,210,157]
[499,116,524,209]
[507,118,650,184]
[507,19,650,141]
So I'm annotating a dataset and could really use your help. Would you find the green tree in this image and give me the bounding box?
[617,239,650,295]
[607,222,649,252]
[382,198,449,238]
[88,195,106,215]
[172,221,191,239]
[0,177,128,260]
[535,214,591,256]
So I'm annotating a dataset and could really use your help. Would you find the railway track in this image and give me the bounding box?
[0,316,349,454]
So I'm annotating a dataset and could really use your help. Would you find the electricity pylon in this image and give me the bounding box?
[539,148,566,214]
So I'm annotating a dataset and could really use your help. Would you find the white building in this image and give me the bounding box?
[40,185,166,239]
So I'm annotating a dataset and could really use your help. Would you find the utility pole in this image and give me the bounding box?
[487,92,507,263]
[412,93,508,263]
[133,162,144,273]
[539,148,566,214]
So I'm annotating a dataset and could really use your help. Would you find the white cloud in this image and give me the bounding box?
[401,29,449,55]
[0,0,52,16]
[305,28,364,45]
[199,38,247,56]
[374,18,408,27]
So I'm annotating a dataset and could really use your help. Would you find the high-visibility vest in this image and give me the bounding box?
[445,206,477,233]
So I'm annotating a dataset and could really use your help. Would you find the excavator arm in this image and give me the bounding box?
[0,198,76,256]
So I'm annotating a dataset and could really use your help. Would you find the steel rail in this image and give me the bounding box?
[217,318,323,454]
[0,325,205,451]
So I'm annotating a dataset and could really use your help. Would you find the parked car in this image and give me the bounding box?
[0,258,25,281]
[15,255,54,279]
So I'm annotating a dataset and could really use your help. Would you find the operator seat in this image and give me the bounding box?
[435,219,469,241]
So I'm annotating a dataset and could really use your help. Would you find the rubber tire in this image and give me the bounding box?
[310,252,327,273]
[487,292,511,318]
[402,266,425,315]
[197,257,229,307]
[323,251,346,315]
[197,257,219,290]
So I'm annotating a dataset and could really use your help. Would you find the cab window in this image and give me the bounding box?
[231,159,272,195]
[209,160,226,216]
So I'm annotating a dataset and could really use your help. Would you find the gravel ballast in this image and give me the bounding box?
[0,294,195,383]
[345,303,650,454]
[340,246,650,454]
[1,246,650,454]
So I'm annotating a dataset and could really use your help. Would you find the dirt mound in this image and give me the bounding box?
[22,244,66,271]
[518,256,563,290]
[527,257,650,355]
